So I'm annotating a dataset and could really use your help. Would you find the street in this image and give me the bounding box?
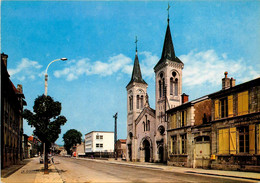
[54,157,251,183]
[1,156,257,183]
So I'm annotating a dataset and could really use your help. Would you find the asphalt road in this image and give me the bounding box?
[54,156,252,183]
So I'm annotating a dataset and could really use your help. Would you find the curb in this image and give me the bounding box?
[76,157,260,182]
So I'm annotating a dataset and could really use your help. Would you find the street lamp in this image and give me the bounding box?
[44,58,67,96]
[43,58,67,174]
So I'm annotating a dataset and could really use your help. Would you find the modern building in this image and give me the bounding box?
[85,131,114,157]
[1,53,27,168]
[126,8,183,163]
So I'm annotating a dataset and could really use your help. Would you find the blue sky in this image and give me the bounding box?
[2,1,259,145]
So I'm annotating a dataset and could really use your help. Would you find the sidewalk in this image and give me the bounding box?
[1,157,63,183]
[77,157,260,182]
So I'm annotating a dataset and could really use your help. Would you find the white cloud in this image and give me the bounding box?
[8,58,43,81]
[54,54,132,81]
[180,49,259,87]
[139,51,159,78]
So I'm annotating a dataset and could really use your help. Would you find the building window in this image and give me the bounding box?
[174,78,178,96]
[129,96,133,111]
[143,122,145,132]
[162,79,165,97]
[100,135,103,139]
[137,95,140,109]
[100,144,103,148]
[220,97,228,118]
[140,95,144,109]
[146,120,150,131]
[239,126,249,153]
[171,135,177,154]
[159,80,162,98]
[96,144,99,148]
[96,135,99,139]
[170,78,173,95]
[181,134,187,154]
[180,110,187,127]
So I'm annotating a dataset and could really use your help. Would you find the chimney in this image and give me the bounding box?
[181,93,189,104]
[1,53,8,67]
[222,71,231,90]
[17,84,23,94]
[230,77,236,88]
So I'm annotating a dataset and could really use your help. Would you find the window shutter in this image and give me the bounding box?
[242,91,249,115]
[184,110,187,126]
[173,114,176,129]
[229,127,236,154]
[170,137,173,153]
[238,92,243,115]
[258,124,260,154]
[215,100,219,120]
[223,128,230,154]
[249,124,255,154]
[228,95,233,117]
[218,129,223,154]
[180,111,183,127]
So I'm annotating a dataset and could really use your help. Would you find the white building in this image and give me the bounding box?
[85,131,114,154]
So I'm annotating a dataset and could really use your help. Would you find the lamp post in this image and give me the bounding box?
[43,58,67,174]
[113,112,118,160]
[44,58,67,96]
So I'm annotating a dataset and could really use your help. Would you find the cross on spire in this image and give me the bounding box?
[167,2,170,24]
[135,36,138,53]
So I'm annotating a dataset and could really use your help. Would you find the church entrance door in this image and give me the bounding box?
[143,140,150,162]
[128,144,132,161]
[159,146,164,163]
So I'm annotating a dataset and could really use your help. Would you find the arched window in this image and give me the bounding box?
[147,120,150,131]
[137,95,140,109]
[140,95,144,109]
[129,96,133,110]
[162,78,165,96]
[143,122,145,132]
[159,80,162,98]
[170,77,174,95]
[175,78,178,96]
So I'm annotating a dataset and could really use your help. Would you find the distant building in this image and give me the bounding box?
[85,131,114,157]
[22,134,29,159]
[1,53,27,168]
[116,139,126,159]
[76,141,85,157]
[28,135,41,158]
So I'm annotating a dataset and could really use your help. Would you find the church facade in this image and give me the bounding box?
[126,11,184,163]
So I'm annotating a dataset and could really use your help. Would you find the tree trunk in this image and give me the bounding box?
[44,143,48,174]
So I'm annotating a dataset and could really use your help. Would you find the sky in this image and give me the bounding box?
[1,1,260,145]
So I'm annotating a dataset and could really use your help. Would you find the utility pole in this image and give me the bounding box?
[113,112,118,160]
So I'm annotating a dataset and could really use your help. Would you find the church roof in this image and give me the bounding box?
[154,21,183,70]
[126,52,147,88]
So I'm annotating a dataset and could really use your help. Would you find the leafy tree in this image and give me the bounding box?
[23,95,67,172]
[63,129,82,155]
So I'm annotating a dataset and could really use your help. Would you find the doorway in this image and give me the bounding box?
[143,140,150,162]
[159,146,164,163]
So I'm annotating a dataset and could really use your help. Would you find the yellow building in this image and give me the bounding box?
[210,73,260,171]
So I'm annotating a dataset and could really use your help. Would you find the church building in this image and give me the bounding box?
[126,6,184,163]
